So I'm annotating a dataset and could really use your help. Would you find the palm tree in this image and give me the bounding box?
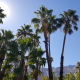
[31,6,55,80]
[75,62,80,72]
[0,7,6,24]
[1,40,20,80]
[47,15,57,57]
[74,62,80,79]
[0,29,14,80]
[16,24,33,38]
[16,24,40,48]
[16,24,40,80]
[58,9,79,80]
[28,47,46,80]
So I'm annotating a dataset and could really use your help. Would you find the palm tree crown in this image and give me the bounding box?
[0,7,6,24]
[58,9,79,34]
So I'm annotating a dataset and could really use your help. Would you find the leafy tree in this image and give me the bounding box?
[58,9,79,80]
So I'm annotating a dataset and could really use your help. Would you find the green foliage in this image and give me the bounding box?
[42,76,49,80]
[2,64,13,72]
[3,72,15,80]
[31,18,40,23]
[59,9,79,34]
[0,7,6,24]
[34,24,39,28]
[0,5,79,80]
[16,24,32,38]
[24,37,30,43]
[14,67,23,76]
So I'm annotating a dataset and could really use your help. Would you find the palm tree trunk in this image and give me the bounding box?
[79,69,80,80]
[0,71,4,80]
[0,46,5,80]
[0,56,4,70]
[25,65,28,75]
[33,64,38,80]
[45,37,53,80]
[49,33,50,57]
[42,21,53,80]
[35,64,38,80]
[60,32,67,80]
[0,46,5,71]
[42,65,43,79]
[20,59,25,80]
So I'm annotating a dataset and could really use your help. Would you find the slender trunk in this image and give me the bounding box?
[0,71,4,80]
[35,64,38,80]
[25,65,28,75]
[20,59,25,80]
[79,69,80,80]
[0,56,4,70]
[33,64,38,80]
[0,45,5,80]
[42,65,43,79]
[45,37,53,80]
[49,33,50,57]
[60,32,67,80]
[15,59,25,80]
[15,76,20,80]
[0,45,5,70]
[42,21,53,80]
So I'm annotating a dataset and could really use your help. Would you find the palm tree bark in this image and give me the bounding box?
[25,65,28,75]
[42,21,53,80]
[60,32,67,80]
[0,46,5,80]
[42,65,43,79]
[32,64,38,80]
[79,69,80,80]
[0,71,4,80]
[0,46,5,71]
[0,55,5,70]
[20,59,25,80]
[49,33,50,57]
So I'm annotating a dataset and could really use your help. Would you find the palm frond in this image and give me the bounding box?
[31,18,40,24]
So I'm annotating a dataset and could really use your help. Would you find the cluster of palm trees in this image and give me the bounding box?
[0,6,79,80]
[31,6,79,80]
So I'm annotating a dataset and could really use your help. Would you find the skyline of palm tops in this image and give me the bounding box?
[0,6,79,80]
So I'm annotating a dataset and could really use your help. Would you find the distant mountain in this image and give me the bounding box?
[40,65,76,77]
[68,65,75,67]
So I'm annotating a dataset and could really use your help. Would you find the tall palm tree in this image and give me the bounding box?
[58,9,79,80]
[0,7,6,24]
[47,15,57,57]
[0,29,14,80]
[28,47,46,80]
[16,24,40,80]
[31,6,55,80]
[1,40,20,80]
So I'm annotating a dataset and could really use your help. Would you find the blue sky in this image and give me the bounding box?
[0,0,80,68]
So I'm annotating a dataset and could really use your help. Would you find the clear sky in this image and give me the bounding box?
[0,0,80,68]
